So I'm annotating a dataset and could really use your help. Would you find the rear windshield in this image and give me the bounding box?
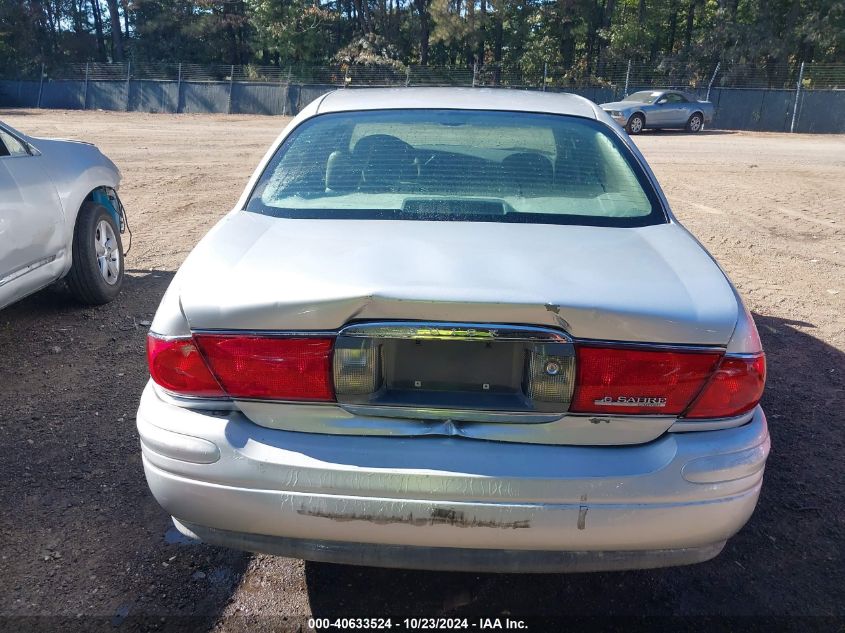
[245,109,664,227]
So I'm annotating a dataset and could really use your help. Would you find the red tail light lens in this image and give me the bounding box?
[147,336,225,398]
[571,346,722,415]
[193,335,335,401]
[684,353,765,419]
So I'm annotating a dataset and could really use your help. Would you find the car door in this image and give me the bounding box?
[0,126,66,304]
[662,93,690,126]
[643,95,670,126]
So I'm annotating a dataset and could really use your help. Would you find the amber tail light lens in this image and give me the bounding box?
[571,346,723,415]
[683,353,766,419]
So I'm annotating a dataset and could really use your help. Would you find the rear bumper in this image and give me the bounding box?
[173,519,726,573]
[137,382,769,572]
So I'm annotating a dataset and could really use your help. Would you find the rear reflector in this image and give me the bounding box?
[147,336,225,398]
[193,335,335,401]
[571,346,722,415]
[684,353,765,419]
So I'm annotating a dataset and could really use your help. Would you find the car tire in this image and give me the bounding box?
[626,114,645,135]
[686,113,704,133]
[66,200,124,305]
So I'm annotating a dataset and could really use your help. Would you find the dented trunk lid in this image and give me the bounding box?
[177,212,738,345]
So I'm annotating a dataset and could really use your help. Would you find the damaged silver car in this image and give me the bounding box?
[138,88,769,572]
[0,121,128,309]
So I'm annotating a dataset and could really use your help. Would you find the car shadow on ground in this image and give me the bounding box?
[645,129,738,136]
[0,108,38,117]
[304,313,844,619]
[0,270,251,631]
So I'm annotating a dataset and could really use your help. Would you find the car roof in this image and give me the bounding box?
[631,89,696,98]
[315,87,599,119]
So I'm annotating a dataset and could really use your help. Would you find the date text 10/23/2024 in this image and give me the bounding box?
[308,618,529,630]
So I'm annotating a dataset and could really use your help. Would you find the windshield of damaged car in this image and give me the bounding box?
[245,109,664,226]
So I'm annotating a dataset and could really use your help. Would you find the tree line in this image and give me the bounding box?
[1,0,842,78]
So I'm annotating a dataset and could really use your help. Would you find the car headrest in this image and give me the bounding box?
[501,152,554,194]
[325,150,359,192]
[352,134,414,188]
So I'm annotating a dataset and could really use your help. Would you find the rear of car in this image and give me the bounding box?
[137,89,768,572]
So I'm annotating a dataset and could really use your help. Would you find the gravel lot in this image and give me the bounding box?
[0,109,842,630]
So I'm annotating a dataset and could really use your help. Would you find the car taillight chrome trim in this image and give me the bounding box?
[332,321,575,420]
[190,329,338,338]
[337,321,572,343]
[569,340,726,354]
[150,382,235,408]
[340,404,567,424]
[668,408,756,432]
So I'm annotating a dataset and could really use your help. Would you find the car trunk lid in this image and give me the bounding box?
[178,212,738,345]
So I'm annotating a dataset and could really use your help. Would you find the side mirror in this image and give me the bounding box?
[656,98,667,105]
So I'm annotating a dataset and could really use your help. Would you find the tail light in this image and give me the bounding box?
[570,345,765,419]
[684,353,765,418]
[148,328,764,420]
[147,336,225,398]
[147,333,335,401]
[194,335,335,401]
[571,346,722,415]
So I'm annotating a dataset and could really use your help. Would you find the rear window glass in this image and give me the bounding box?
[245,109,664,227]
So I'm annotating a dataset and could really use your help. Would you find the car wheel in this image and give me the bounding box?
[626,114,645,135]
[686,113,704,133]
[66,200,124,305]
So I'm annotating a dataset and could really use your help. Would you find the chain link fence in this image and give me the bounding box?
[2,60,844,132]
[6,59,845,88]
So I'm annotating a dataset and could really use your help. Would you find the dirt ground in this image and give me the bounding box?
[0,109,843,630]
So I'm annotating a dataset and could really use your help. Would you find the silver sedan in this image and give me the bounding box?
[600,90,715,134]
[0,121,127,309]
[138,88,768,573]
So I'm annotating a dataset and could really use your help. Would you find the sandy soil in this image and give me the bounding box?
[0,109,843,629]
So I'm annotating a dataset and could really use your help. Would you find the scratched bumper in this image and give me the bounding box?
[137,383,769,571]
[171,519,727,572]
